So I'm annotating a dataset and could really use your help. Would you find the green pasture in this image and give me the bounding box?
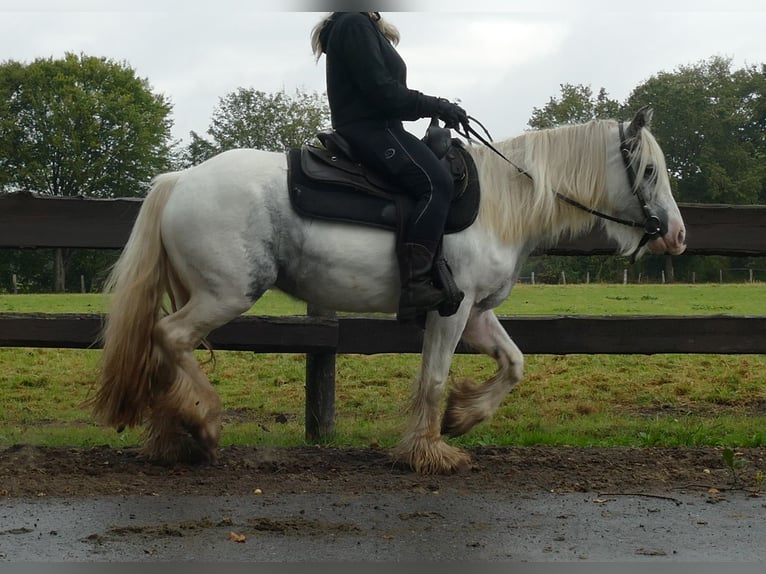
[2,282,764,316]
[1,283,765,450]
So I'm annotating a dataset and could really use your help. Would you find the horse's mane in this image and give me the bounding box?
[469,119,626,246]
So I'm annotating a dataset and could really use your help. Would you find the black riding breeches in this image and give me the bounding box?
[337,120,454,247]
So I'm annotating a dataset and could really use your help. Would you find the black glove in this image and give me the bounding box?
[435,98,468,131]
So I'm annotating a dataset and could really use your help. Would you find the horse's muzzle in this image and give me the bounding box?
[647,222,686,255]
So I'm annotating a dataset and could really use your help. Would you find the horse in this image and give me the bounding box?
[91,107,686,474]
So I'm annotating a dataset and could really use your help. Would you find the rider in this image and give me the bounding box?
[311,11,468,322]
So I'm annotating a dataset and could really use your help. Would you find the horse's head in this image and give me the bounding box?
[603,107,686,260]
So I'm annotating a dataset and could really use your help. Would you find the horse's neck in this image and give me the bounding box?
[472,126,606,247]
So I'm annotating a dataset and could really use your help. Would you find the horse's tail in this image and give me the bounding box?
[89,172,181,430]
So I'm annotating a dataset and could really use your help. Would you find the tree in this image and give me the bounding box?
[0,52,173,197]
[625,56,766,204]
[0,52,174,291]
[184,87,330,165]
[528,83,621,129]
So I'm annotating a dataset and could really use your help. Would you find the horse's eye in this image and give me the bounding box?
[644,165,656,179]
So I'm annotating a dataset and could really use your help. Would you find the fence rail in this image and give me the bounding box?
[2,192,766,255]
[2,192,765,440]
[1,313,765,355]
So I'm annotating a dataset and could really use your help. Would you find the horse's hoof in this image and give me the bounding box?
[143,422,218,466]
[391,441,472,475]
[441,380,487,437]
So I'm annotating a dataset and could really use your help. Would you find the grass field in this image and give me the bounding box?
[1,283,765,450]
[3,282,765,316]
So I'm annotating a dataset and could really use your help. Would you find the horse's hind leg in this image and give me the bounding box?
[442,308,524,438]
[146,292,253,463]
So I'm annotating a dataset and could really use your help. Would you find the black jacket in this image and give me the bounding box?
[318,12,440,128]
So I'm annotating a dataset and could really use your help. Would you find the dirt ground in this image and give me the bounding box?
[2,444,765,498]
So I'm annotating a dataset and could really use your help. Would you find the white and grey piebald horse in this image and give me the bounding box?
[91,107,686,474]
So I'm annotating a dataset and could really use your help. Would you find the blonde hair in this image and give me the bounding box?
[311,12,400,61]
[472,121,613,246]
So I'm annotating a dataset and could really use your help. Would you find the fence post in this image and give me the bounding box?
[531,272,535,285]
[305,304,336,443]
[665,254,675,283]
[692,272,696,284]
[623,269,628,285]
[750,269,754,283]
[586,271,590,284]
[80,275,86,294]
[11,274,17,294]
[560,271,566,285]
[661,271,665,284]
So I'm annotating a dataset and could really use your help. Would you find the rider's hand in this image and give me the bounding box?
[436,99,469,131]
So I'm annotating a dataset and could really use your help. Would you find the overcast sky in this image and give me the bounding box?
[2,0,765,145]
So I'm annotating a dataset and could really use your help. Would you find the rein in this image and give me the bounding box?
[457,117,663,262]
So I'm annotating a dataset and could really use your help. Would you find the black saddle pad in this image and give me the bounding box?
[287,141,480,234]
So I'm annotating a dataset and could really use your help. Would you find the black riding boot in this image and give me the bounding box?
[396,242,446,323]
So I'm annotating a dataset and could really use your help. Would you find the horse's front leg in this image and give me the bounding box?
[442,307,524,438]
[393,306,472,474]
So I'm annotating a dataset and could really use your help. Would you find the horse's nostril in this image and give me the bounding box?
[678,227,686,244]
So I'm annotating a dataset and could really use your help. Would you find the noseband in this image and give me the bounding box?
[460,118,664,263]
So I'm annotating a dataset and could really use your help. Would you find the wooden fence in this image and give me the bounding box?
[1,192,765,440]
[2,191,766,254]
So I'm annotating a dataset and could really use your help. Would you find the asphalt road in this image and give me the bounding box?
[1,490,764,561]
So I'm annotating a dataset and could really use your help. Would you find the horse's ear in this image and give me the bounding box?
[627,106,654,136]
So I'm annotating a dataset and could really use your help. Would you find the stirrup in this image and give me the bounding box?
[396,283,444,324]
[433,256,464,317]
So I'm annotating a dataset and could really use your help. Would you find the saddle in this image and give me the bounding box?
[287,129,480,234]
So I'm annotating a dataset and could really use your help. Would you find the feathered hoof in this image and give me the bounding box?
[441,380,487,437]
[392,438,472,475]
[143,419,218,465]
[441,406,471,438]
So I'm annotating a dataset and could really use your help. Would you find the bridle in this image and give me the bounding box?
[456,117,665,263]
